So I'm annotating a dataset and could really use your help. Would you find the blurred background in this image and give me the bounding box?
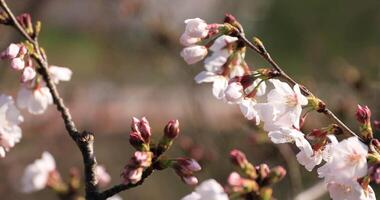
[0,0,379,199]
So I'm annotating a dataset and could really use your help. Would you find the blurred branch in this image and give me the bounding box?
[235,30,365,142]
[294,181,327,200]
[275,144,303,196]
[0,1,99,199]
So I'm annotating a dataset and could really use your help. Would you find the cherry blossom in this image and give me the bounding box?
[181,179,229,200]
[209,35,238,52]
[107,195,123,200]
[327,181,376,200]
[296,135,338,171]
[180,45,208,65]
[0,43,20,59]
[1,43,27,70]
[48,66,72,84]
[0,94,23,157]
[21,152,56,193]
[268,127,313,157]
[17,85,53,115]
[95,165,111,188]
[21,66,36,82]
[318,137,368,185]
[264,79,308,129]
[183,18,209,39]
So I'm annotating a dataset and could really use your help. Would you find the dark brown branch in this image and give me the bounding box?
[0,1,98,199]
[236,31,364,142]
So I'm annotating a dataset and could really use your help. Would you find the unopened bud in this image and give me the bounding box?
[356,105,373,140]
[356,105,371,124]
[131,151,152,168]
[129,131,146,151]
[259,187,273,200]
[69,168,81,190]
[0,12,10,24]
[253,37,267,54]
[265,166,286,185]
[230,149,257,179]
[172,157,201,185]
[307,96,326,112]
[121,166,143,185]
[258,163,270,180]
[182,176,198,186]
[230,149,248,169]
[164,120,180,139]
[130,117,151,144]
[34,21,42,38]
[0,43,20,60]
[374,120,380,131]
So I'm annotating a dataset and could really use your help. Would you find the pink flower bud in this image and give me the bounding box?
[182,176,198,185]
[129,131,145,149]
[175,158,202,174]
[373,120,379,131]
[224,13,237,24]
[0,43,20,59]
[11,57,25,70]
[132,151,152,168]
[230,149,247,169]
[18,45,28,56]
[356,105,371,124]
[164,120,180,139]
[95,165,111,188]
[21,66,36,82]
[121,167,143,185]
[228,172,243,187]
[180,45,208,65]
[131,117,151,143]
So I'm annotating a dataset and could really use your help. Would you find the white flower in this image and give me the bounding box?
[17,86,53,115]
[21,66,37,82]
[10,57,25,70]
[194,72,228,99]
[327,181,376,200]
[204,49,230,74]
[181,179,229,200]
[95,165,111,188]
[209,35,238,52]
[0,43,20,59]
[265,79,308,129]
[268,127,313,156]
[180,33,201,46]
[107,195,123,200]
[181,45,208,65]
[317,137,368,185]
[239,99,260,123]
[21,152,56,193]
[184,18,209,38]
[296,135,338,171]
[0,95,23,157]
[49,66,72,84]
[224,82,243,103]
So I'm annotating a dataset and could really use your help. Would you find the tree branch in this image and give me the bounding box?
[0,1,99,199]
[236,32,364,142]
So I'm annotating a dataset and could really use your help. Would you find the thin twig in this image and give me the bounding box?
[0,1,99,199]
[236,32,364,142]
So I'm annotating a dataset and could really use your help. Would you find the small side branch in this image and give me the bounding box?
[236,32,363,142]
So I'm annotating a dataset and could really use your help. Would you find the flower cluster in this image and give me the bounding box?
[0,42,72,157]
[123,117,201,186]
[180,15,379,200]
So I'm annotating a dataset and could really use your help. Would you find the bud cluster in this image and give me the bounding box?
[226,149,286,200]
[123,117,201,186]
